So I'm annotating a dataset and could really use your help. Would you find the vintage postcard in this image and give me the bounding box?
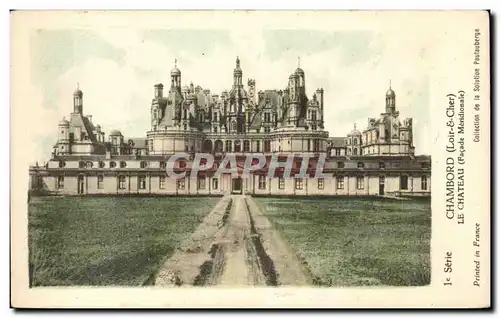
[10,10,490,308]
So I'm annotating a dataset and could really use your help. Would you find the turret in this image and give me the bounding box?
[233,56,243,87]
[154,83,164,98]
[386,81,396,113]
[170,59,181,90]
[73,84,83,114]
[57,118,70,155]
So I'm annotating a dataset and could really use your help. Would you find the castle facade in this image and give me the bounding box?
[29,57,431,197]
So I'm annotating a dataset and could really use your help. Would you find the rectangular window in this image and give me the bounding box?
[264,140,271,152]
[294,178,303,190]
[356,176,364,190]
[335,148,341,156]
[119,176,126,189]
[317,178,324,190]
[57,176,64,189]
[421,175,428,190]
[337,162,345,168]
[264,113,271,123]
[314,139,320,152]
[278,177,285,190]
[312,125,317,131]
[213,126,218,133]
[258,175,266,190]
[243,140,250,152]
[159,176,166,189]
[197,176,206,190]
[255,141,260,152]
[177,178,185,190]
[138,176,147,190]
[400,175,409,190]
[213,112,218,122]
[357,162,365,168]
[97,175,104,189]
[337,176,345,189]
[307,139,311,151]
[264,127,271,133]
[311,111,317,121]
[212,178,218,190]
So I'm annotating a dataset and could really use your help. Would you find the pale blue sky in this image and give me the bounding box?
[28,27,430,162]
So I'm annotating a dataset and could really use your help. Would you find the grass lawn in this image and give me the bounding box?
[254,197,431,286]
[28,196,219,286]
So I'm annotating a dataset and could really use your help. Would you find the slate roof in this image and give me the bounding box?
[328,137,346,148]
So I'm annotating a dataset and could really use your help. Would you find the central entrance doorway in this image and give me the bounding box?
[379,176,385,195]
[232,177,242,194]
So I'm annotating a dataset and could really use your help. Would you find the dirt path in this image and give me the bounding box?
[217,196,264,286]
[153,195,311,287]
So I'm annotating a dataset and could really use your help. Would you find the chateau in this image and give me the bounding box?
[29,57,431,197]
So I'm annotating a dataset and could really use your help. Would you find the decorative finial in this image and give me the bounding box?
[354,123,357,130]
[298,56,300,68]
[389,79,391,89]
[77,82,79,90]
[236,56,240,68]
[174,58,177,68]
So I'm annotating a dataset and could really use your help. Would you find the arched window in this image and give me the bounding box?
[98,161,105,168]
[140,161,148,169]
[59,161,66,168]
[353,148,358,156]
[120,161,127,168]
[110,161,116,168]
[214,140,223,152]
[354,138,358,145]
